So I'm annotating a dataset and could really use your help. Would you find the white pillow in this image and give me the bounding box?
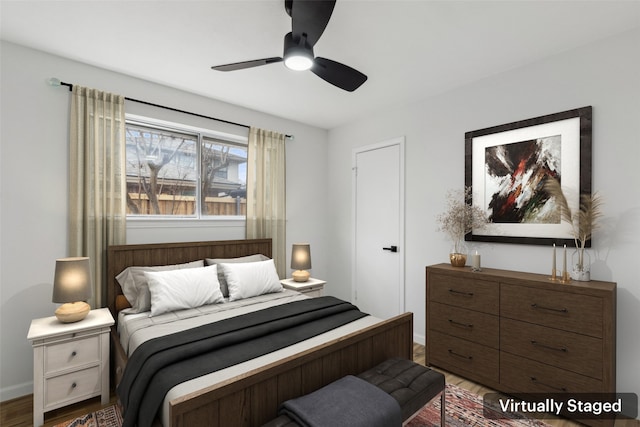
[220,259,283,302]
[145,265,224,316]
[116,260,204,313]
[205,254,270,297]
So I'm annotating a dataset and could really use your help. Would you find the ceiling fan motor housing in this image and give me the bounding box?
[283,32,314,70]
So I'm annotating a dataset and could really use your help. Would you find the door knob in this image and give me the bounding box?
[383,245,398,253]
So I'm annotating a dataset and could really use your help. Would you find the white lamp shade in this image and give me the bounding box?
[52,257,92,303]
[291,244,312,270]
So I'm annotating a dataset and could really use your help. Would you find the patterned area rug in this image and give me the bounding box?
[54,384,552,427]
[407,383,552,427]
[53,405,122,427]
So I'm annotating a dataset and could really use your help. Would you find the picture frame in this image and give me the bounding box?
[465,106,592,246]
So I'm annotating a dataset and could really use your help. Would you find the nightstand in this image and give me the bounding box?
[27,308,114,426]
[280,277,326,297]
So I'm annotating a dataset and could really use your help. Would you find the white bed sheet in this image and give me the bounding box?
[117,289,307,355]
[116,290,383,426]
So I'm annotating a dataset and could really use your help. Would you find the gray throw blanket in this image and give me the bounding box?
[279,375,402,427]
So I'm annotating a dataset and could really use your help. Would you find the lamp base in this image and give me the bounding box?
[55,301,91,323]
[292,270,310,282]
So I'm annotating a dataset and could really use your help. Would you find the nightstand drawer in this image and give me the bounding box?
[44,335,100,374]
[302,288,323,298]
[44,366,101,409]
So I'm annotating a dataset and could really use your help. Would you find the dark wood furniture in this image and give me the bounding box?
[426,263,616,427]
[107,239,414,427]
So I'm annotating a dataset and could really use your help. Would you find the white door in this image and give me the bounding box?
[352,137,404,319]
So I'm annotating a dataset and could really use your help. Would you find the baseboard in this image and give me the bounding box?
[413,333,425,346]
[0,381,32,403]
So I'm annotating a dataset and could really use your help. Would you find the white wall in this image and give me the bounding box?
[327,28,640,417]
[0,41,329,401]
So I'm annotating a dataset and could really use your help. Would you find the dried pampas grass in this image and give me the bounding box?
[545,178,603,267]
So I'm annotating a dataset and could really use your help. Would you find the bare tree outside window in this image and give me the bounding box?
[125,120,247,217]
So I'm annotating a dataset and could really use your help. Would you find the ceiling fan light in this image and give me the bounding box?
[284,54,313,71]
[283,32,314,71]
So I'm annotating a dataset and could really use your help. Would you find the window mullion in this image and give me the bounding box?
[196,133,203,219]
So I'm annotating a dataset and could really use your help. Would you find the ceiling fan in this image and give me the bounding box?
[211,0,367,92]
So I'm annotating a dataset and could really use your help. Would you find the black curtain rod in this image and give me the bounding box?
[57,80,293,139]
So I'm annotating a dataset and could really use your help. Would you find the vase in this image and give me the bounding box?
[571,249,591,281]
[449,239,468,267]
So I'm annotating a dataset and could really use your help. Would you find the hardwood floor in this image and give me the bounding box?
[1,344,637,427]
[0,392,118,427]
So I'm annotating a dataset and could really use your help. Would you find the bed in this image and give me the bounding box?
[107,238,414,427]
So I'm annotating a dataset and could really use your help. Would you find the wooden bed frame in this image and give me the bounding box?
[107,239,414,427]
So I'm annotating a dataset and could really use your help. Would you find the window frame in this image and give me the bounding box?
[124,114,248,221]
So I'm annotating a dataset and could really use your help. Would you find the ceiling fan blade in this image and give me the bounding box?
[290,0,336,47]
[310,57,367,92]
[212,57,283,72]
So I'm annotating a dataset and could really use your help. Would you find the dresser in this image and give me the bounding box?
[426,264,616,427]
[27,308,114,426]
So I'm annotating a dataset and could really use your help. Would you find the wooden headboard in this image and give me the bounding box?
[106,239,272,316]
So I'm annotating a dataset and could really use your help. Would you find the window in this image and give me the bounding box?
[125,118,247,218]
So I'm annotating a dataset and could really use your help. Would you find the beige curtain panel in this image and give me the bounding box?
[246,127,287,277]
[69,86,127,308]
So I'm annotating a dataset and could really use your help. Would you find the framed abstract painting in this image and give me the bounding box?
[464,106,592,246]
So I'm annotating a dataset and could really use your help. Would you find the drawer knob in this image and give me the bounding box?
[530,303,568,314]
[71,351,77,357]
[530,340,567,352]
[71,382,77,389]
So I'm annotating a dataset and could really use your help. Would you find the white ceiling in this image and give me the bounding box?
[2,1,639,129]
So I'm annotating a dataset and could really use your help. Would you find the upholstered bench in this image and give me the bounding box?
[262,358,446,427]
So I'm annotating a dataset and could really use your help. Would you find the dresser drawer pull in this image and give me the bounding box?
[448,349,473,360]
[71,351,77,357]
[530,340,567,352]
[448,289,474,297]
[71,382,77,389]
[530,377,567,392]
[448,319,473,328]
[530,303,568,314]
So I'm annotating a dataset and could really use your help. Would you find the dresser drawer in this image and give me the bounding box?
[429,273,498,314]
[44,335,100,374]
[44,366,101,409]
[428,330,499,384]
[429,302,499,348]
[501,284,603,337]
[500,352,603,394]
[501,318,603,379]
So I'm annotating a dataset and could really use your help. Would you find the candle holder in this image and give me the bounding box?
[549,243,557,282]
[471,251,481,272]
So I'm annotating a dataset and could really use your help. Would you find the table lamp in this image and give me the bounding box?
[291,243,311,282]
[52,257,92,323]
